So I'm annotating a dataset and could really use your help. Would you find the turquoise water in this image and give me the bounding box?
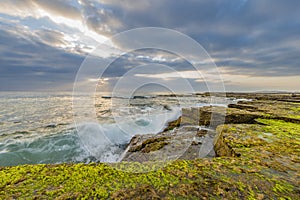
[0,92,228,166]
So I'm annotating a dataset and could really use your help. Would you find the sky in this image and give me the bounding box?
[0,0,299,92]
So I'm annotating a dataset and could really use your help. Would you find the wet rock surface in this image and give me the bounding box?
[1,93,300,199]
[121,126,208,162]
[121,94,300,163]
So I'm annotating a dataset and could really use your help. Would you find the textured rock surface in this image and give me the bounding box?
[122,97,300,162]
[1,93,300,199]
[197,99,300,128]
[213,119,300,199]
[121,126,207,162]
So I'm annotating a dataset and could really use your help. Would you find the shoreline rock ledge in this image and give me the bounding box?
[121,96,300,162]
[1,94,299,199]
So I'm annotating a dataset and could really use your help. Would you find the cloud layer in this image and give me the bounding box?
[0,0,299,91]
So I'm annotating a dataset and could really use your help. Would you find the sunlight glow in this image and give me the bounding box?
[135,70,203,80]
[36,8,109,44]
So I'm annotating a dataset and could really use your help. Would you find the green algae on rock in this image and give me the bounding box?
[1,157,299,199]
[197,100,300,128]
[127,136,170,153]
[121,126,202,163]
[1,96,300,199]
[214,119,300,199]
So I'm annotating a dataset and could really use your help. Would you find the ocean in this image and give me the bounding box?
[0,92,231,166]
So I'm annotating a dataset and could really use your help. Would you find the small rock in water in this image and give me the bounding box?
[46,123,57,128]
[163,105,172,111]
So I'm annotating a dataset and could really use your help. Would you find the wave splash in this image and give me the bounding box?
[0,107,181,166]
[77,107,181,163]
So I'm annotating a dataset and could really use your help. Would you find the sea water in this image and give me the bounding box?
[0,92,229,166]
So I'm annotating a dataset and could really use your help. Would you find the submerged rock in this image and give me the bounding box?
[45,123,57,128]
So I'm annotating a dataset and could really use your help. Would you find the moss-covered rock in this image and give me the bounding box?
[1,96,300,199]
[128,136,170,153]
[198,100,300,128]
[204,92,300,102]
[214,119,300,199]
[199,106,263,128]
[121,126,203,162]
[163,117,181,131]
[232,100,300,122]
[1,152,299,199]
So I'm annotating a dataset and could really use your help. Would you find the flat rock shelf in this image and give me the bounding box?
[1,93,299,199]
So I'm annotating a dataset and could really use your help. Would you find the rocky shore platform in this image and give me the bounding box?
[1,93,299,199]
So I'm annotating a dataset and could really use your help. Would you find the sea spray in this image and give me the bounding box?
[0,93,229,166]
[76,106,182,162]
